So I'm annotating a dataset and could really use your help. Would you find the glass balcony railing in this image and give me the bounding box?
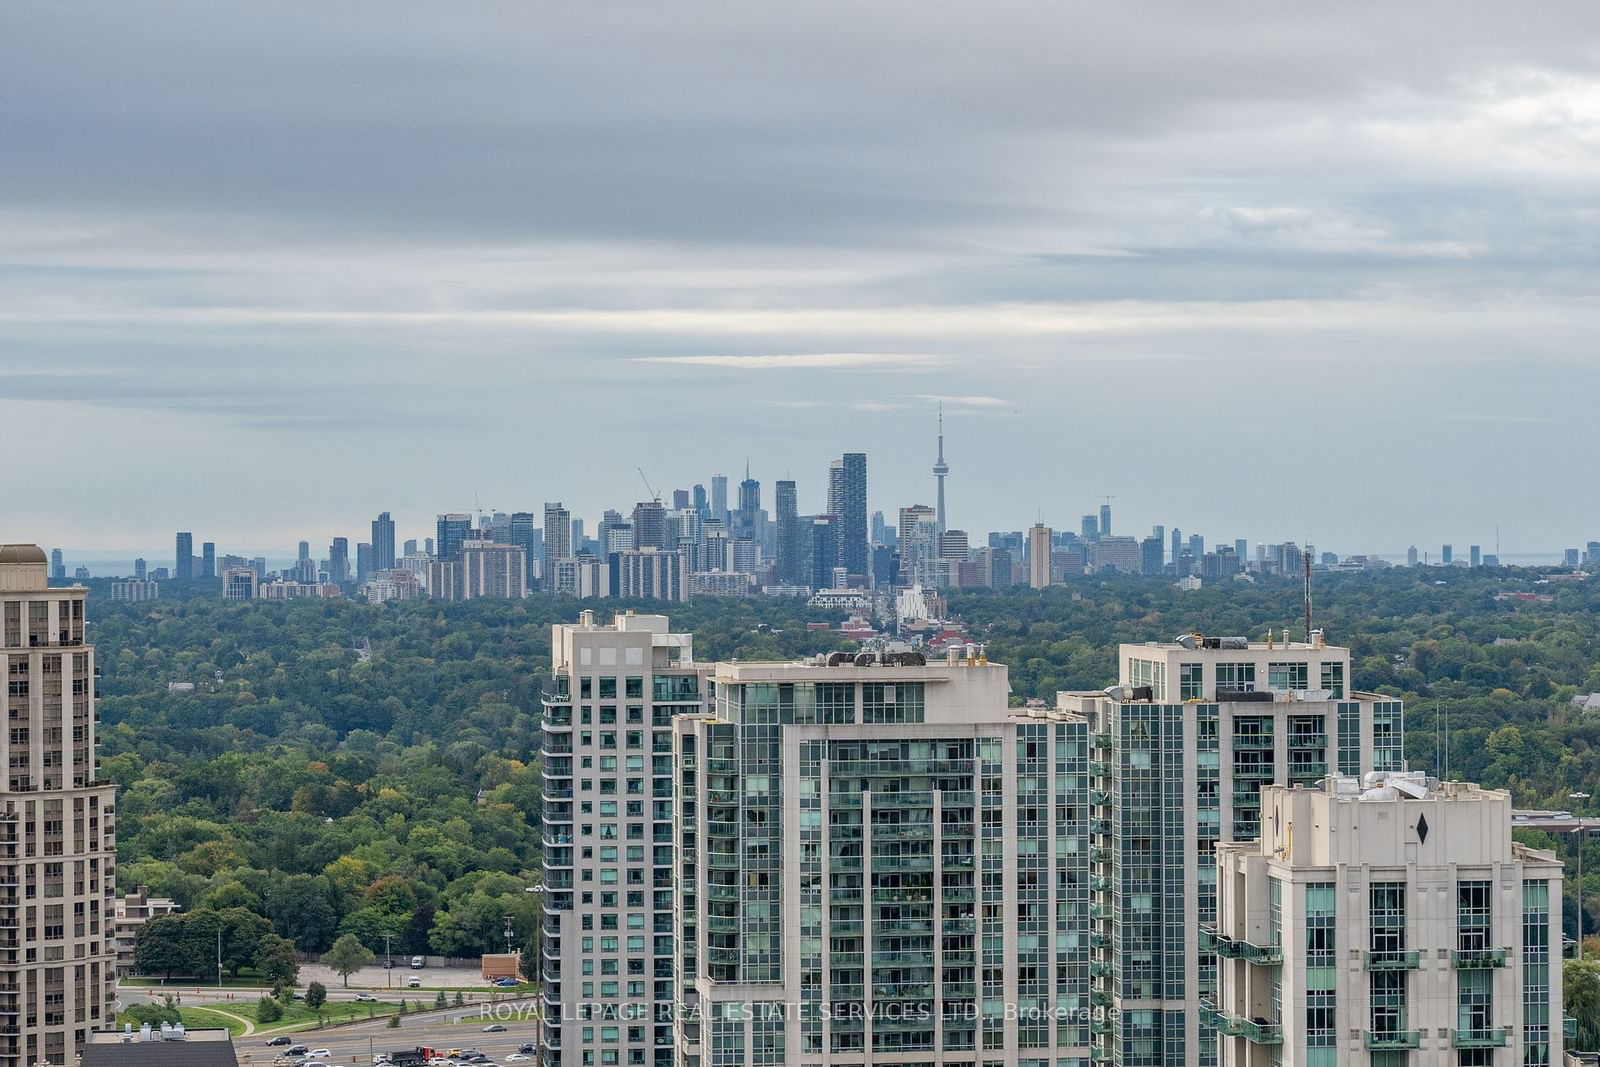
[1451,948,1508,969]
[1451,1028,1509,1048]
[1364,1029,1421,1050]
[1364,950,1420,970]
[1231,735,1274,751]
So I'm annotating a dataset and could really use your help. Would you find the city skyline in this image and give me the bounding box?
[5,4,1600,551]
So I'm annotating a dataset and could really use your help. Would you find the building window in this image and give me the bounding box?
[1319,662,1344,699]
[1266,662,1308,691]
[1215,663,1254,692]
[1179,663,1204,701]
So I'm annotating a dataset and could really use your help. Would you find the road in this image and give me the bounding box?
[235,1006,542,1066]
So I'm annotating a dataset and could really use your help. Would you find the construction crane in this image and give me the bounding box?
[637,468,662,504]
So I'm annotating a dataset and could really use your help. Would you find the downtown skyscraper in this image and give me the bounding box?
[371,511,396,572]
[838,451,868,580]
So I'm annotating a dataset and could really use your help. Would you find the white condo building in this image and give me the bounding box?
[0,546,117,1067]
[1213,775,1567,1066]
[672,648,1094,1067]
[539,613,708,1067]
[1057,632,1406,1067]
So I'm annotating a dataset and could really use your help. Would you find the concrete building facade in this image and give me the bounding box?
[539,613,708,1067]
[1213,776,1566,1066]
[0,546,118,1067]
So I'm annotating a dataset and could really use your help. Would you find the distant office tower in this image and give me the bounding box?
[896,505,938,586]
[1587,542,1600,567]
[1058,634,1403,1067]
[1140,535,1164,575]
[1189,533,1204,560]
[435,513,472,562]
[222,566,258,599]
[871,510,888,547]
[939,528,969,560]
[371,512,396,571]
[1234,538,1248,563]
[543,503,572,578]
[671,488,690,510]
[632,500,668,550]
[1081,514,1099,543]
[1214,776,1564,1066]
[774,480,802,584]
[1470,544,1481,568]
[572,518,585,553]
[508,512,538,586]
[133,557,146,580]
[809,515,840,589]
[609,547,689,602]
[200,541,215,579]
[402,538,418,558]
[460,541,527,599]
[736,466,761,543]
[1100,501,1112,536]
[827,460,844,518]
[1028,522,1052,588]
[355,542,373,585]
[604,522,636,556]
[692,483,708,513]
[538,613,705,1067]
[1150,525,1165,562]
[424,537,434,557]
[48,549,64,581]
[710,474,729,527]
[1565,548,1581,568]
[328,537,350,584]
[932,409,950,534]
[673,653,1091,1066]
[0,546,117,1067]
[110,580,159,602]
[175,532,193,580]
[1442,544,1454,565]
[298,540,311,562]
[1091,535,1141,573]
[1170,528,1182,568]
[839,452,868,578]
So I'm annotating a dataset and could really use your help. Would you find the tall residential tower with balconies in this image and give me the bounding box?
[0,546,117,1067]
[673,649,1092,1067]
[539,612,707,1067]
[1057,632,1405,1067]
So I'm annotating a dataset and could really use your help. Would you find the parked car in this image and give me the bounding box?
[492,977,519,988]
[517,1045,535,1054]
[410,955,426,968]
[407,975,422,988]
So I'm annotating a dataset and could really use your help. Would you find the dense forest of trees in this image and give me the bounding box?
[92,567,1600,978]
[94,594,849,971]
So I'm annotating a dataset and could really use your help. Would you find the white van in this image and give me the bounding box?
[410,955,425,969]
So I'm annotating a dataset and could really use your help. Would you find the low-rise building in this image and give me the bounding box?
[108,580,160,602]
[114,886,179,975]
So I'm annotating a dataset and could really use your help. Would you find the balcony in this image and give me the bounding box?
[1451,1028,1509,1048]
[1452,948,1507,969]
[1288,732,1328,748]
[1364,950,1420,971]
[1364,1029,1421,1050]
[1091,732,1111,749]
[1231,735,1274,751]
[1287,761,1328,780]
[1088,760,1110,777]
[1200,1001,1281,1045]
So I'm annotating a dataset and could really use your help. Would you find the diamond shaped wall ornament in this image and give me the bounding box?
[1416,813,1429,844]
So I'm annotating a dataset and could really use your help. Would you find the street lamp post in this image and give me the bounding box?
[1572,791,1590,960]
[384,933,393,989]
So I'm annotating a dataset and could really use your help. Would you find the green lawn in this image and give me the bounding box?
[257,999,402,1032]
[116,1005,251,1038]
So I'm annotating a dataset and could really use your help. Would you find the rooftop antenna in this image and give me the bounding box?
[1303,551,1313,642]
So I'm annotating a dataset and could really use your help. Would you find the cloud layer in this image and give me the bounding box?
[2,2,1597,553]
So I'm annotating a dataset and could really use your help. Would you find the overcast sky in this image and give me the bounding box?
[3,2,1598,557]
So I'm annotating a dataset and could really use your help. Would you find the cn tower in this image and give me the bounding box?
[933,406,949,535]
